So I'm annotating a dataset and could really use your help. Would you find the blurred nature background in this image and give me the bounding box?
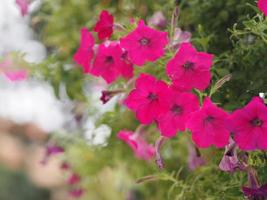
[0,0,266,200]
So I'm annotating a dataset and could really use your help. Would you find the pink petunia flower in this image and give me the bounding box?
[0,54,28,81]
[120,20,168,66]
[156,90,199,138]
[91,43,133,84]
[41,145,64,165]
[67,173,81,185]
[124,73,170,124]
[117,130,155,160]
[16,0,29,16]
[258,0,267,16]
[227,97,267,151]
[187,142,205,170]
[187,97,230,148]
[73,28,95,73]
[94,10,114,40]
[69,188,84,198]
[166,42,213,91]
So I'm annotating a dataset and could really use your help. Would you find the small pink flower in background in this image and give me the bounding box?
[187,142,205,170]
[148,11,167,29]
[67,173,81,185]
[94,10,114,40]
[69,188,84,198]
[219,139,244,172]
[166,42,213,91]
[227,97,267,150]
[73,28,95,73]
[0,54,28,81]
[117,130,155,160]
[124,73,170,124]
[41,145,64,165]
[16,0,29,16]
[91,43,133,84]
[171,28,192,49]
[187,97,230,148]
[120,20,168,66]
[156,90,199,138]
[258,0,267,16]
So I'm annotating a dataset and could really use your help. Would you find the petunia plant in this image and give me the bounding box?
[26,0,267,199]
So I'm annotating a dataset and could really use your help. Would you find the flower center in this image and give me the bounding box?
[147,93,158,101]
[171,104,183,115]
[139,38,150,46]
[105,56,114,64]
[204,116,214,124]
[183,61,195,70]
[251,118,263,127]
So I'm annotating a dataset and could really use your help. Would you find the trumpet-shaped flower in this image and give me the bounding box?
[94,10,114,40]
[124,73,170,124]
[117,130,155,160]
[227,97,267,150]
[187,97,230,148]
[166,42,213,91]
[120,20,168,66]
[73,28,95,73]
[156,90,199,137]
[91,43,133,84]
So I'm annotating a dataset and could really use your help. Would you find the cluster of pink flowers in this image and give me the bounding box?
[74,8,267,162]
[41,145,84,198]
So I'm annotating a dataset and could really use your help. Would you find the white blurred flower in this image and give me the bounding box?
[83,119,112,146]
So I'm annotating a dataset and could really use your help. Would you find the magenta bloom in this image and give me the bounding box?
[41,145,64,165]
[187,97,230,148]
[166,42,213,91]
[94,10,114,40]
[16,0,29,16]
[91,43,133,84]
[67,173,81,185]
[69,188,84,198]
[227,97,267,151]
[156,90,199,138]
[73,28,95,73]
[258,0,267,16]
[120,20,168,66]
[124,74,170,124]
[117,130,155,160]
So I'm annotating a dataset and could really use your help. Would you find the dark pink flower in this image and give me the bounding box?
[166,42,213,91]
[156,90,199,138]
[187,97,230,148]
[67,173,81,185]
[69,188,84,198]
[227,97,267,151]
[94,10,114,40]
[117,130,155,160]
[124,73,170,124]
[73,28,95,73]
[91,43,133,84]
[243,184,267,200]
[41,145,64,165]
[16,0,29,16]
[258,0,267,16]
[100,90,124,104]
[120,20,168,66]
